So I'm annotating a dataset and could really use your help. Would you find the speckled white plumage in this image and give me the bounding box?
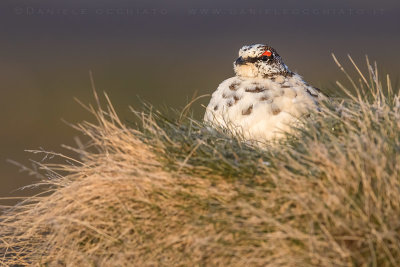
[204,44,322,142]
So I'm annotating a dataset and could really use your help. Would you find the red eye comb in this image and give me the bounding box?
[262,50,272,57]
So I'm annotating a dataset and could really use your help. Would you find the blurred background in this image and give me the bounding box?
[1,0,400,203]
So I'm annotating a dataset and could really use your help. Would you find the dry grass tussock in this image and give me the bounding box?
[1,56,400,266]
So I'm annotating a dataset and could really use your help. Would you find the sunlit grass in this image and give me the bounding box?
[1,56,399,266]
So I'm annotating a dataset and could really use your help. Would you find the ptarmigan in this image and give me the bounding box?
[204,44,322,142]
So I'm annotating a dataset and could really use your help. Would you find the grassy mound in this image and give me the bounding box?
[1,57,400,266]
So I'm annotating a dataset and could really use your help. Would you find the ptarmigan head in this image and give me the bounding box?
[233,44,292,78]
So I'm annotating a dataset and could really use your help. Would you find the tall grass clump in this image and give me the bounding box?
[1,56,400,266]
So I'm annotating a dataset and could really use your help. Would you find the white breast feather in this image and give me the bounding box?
[204,75,318,141]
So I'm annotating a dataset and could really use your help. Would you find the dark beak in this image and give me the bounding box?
[235,56,246,65]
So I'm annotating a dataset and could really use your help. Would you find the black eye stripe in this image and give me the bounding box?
[244,56,272,63]
[242,54,272,63]
[245,57,259,63]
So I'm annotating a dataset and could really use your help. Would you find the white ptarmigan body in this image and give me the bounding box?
[204,44,322,142]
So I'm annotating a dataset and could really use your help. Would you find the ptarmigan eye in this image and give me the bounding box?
[261,50,272,61]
